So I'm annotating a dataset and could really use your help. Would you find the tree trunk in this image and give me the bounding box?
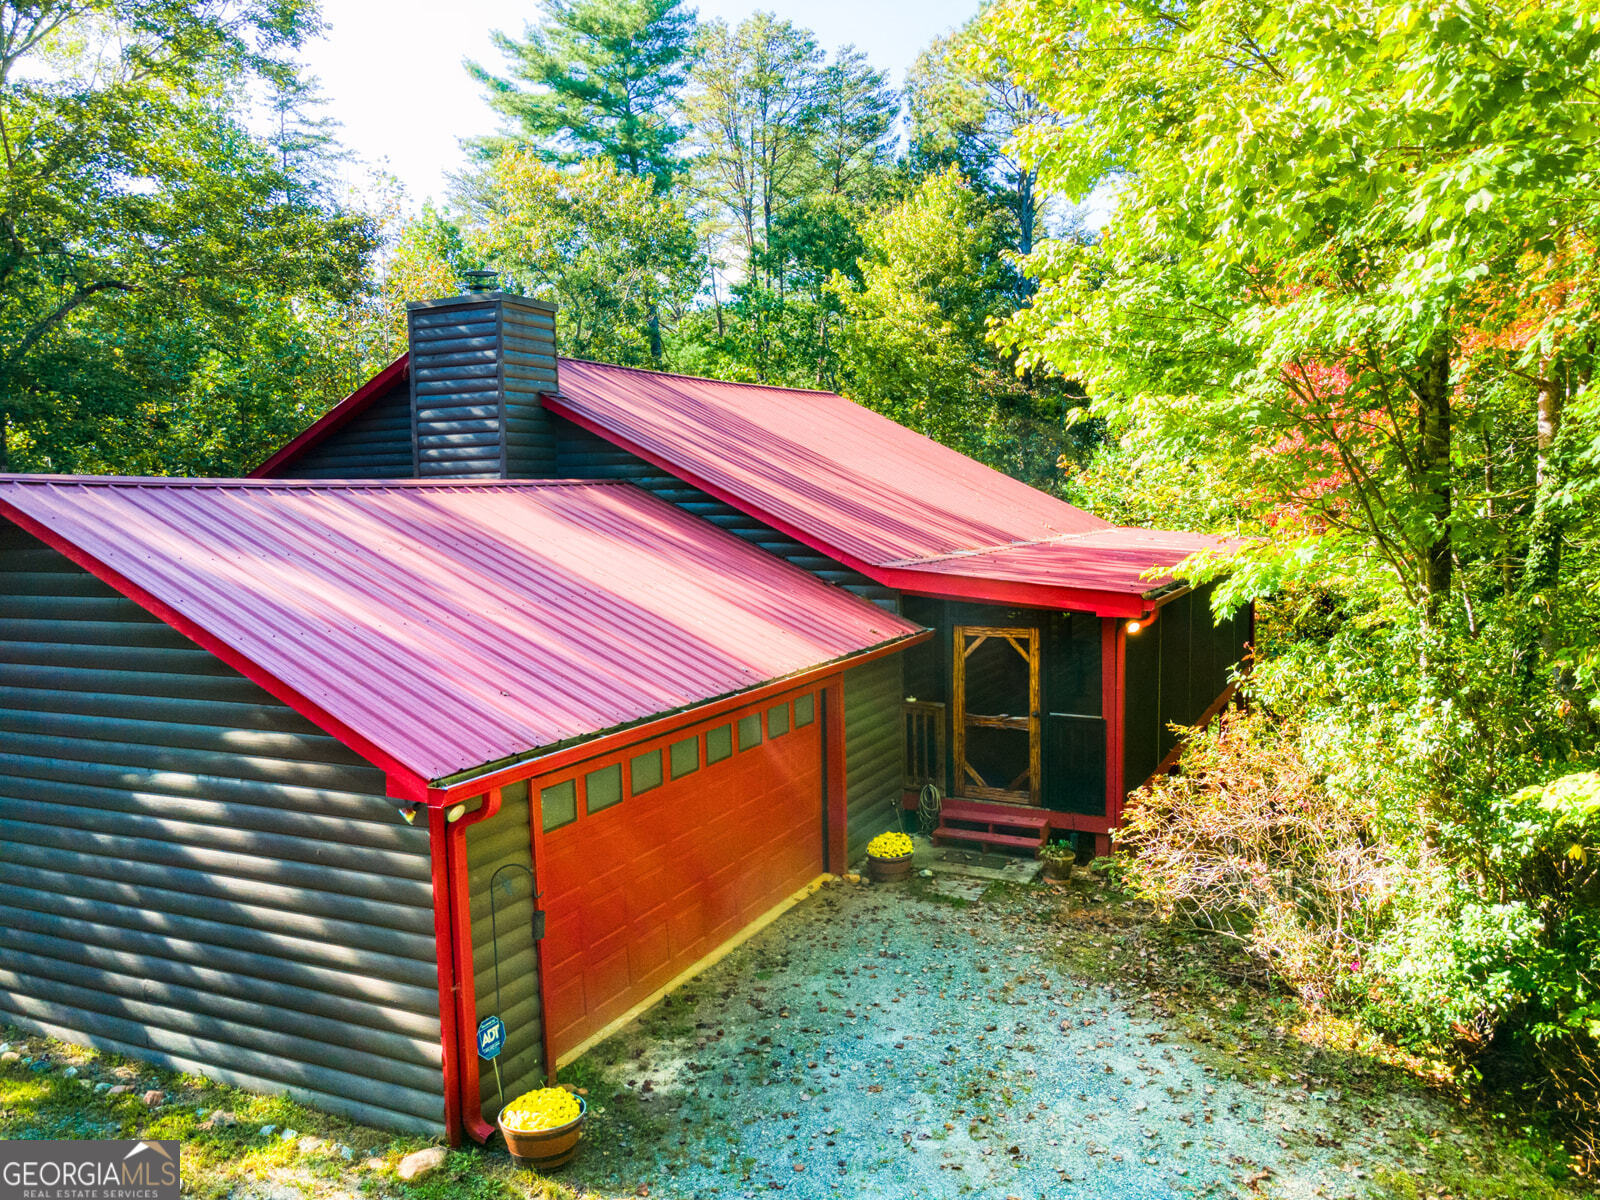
[1520,366,1566,596]
[1416,340,1453,613]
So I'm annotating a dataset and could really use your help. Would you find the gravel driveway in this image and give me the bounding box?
[558,875,1420,1198]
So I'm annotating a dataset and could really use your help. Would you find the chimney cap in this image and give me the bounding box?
[462,269,499,294]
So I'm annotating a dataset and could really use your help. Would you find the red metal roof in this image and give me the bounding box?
[0,476,924,788]
[546,360,1226,614]
[253,352,1230,615]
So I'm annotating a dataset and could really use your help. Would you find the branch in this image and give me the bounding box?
[2,279,136,377]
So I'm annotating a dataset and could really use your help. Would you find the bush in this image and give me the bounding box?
[1116,710,1393,1005]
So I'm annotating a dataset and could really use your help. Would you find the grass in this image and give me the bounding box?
[0,1033,612,1200]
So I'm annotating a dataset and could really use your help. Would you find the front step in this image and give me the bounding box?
[931,799,1050,857]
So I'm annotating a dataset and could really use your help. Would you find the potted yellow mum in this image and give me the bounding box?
[865,830,915,882]
[498,1085,586,1169]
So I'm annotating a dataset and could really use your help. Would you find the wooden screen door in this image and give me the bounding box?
[952,626,1042,805]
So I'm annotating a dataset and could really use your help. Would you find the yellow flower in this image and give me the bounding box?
[866,831,914,859]
[500,1086,583,1132]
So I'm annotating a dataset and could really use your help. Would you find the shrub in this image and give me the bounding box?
[1116,709,1393,1005]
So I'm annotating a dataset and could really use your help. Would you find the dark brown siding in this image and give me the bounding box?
[0,523,444,1132]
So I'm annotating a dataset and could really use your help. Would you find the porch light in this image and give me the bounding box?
[1126,619,1144,634]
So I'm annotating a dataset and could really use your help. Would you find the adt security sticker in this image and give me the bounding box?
[477,1015,506,1060]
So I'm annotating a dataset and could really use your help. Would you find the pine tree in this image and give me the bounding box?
[467,0,697,194]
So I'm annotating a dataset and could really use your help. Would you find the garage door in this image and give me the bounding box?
[535,684,825,1060]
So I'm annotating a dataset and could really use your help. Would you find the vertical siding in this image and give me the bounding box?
[553,417,898,609]
[843,654,905,860]
[0,523,444,1132]
[464,782,544,1119]
[277,381,414,478]
[1122,583,1249,790]
[407,295,558,478]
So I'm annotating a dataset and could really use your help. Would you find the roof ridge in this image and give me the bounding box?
[558,356,842,399]
[882,530,1108,568]
[0,474,627,490]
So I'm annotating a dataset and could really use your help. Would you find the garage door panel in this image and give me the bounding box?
[539,686,825,1060]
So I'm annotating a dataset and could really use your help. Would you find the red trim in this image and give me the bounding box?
[448,790,504,1145]
[1103,618,1127,832]
[1144,682,1239,782]
[823,678,848,874]
[434,634,927,801]
[427,807,464,1146]
[0,498,431,799]
[250,355,410,477]
[543,397,1159,619]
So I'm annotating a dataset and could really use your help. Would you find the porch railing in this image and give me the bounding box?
[903,700,947,793]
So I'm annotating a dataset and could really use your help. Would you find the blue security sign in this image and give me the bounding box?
[476,1015,506,1060]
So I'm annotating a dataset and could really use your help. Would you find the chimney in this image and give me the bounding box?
[406,276,558,478]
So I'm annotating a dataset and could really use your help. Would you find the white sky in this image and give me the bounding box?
[301,0,983,209]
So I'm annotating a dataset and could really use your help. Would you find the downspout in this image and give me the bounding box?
[425,803,463,1147]
[444,789,504,1145]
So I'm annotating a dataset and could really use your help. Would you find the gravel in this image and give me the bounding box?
[563,878,1388,1199]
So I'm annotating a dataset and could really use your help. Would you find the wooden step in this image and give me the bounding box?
[937,799,1051,829]
[931,827,1047,853]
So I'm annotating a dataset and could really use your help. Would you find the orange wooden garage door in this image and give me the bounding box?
[535,685,824,1060]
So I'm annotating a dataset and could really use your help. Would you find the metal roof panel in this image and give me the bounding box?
[0,476,924,783]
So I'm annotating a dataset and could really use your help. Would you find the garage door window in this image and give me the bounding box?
[670,736,699,779]
[631,749,663,794]
[794,693,815,727]
[767,702,789,737]
[737,712,762,750]
[586,763,623,813]
[707,724,732,763]
[541,779,577,831]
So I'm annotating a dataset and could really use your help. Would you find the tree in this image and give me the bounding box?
[831,167,1080,484]
[469,154,700,367]
[0,0,379,473]
[687,14,824,276]
[987,0,1600,626]
[812,47,898,203]
[467,0,697,193]
[906,17,1057,259]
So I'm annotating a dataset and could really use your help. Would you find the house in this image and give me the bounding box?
[0,285,1248,1145]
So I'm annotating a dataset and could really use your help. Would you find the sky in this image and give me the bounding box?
[300,0,984,209]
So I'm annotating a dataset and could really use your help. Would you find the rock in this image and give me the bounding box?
[296,1136,325,1155]
[361,1157,387,1172]
[93,1082,111,1093]
[280,1128,299,1143]
[62,1066,78,1078]
[259,1125,277,1138]
[140,1090,165,1107]
[396,1147,448,1181]
[77,1079,92,1089]
[0,1042,10,1053]
[337,1144,353,1161]
[919,868,933,878]
[107,1086,133,1097]
[0,1052,19,1065]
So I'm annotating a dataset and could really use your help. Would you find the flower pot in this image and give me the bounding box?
[1041,856,1073,882]
[867,852,914,882]
[499,1097,586,1170]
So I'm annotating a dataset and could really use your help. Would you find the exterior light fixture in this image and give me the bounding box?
[446,803,469,823]
[1126,619,1143,634]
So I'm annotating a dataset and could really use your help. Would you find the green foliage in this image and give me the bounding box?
[467,0,697,192]
[0,0,380,474]
[469,155,699,367]
[830,168,1085,484]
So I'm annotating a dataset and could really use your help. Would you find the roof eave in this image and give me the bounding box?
[428,628,932,800]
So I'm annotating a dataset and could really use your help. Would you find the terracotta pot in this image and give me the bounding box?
[499,1097,586,1170]
[867,852,914,882]
[1041,856,1073,882]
